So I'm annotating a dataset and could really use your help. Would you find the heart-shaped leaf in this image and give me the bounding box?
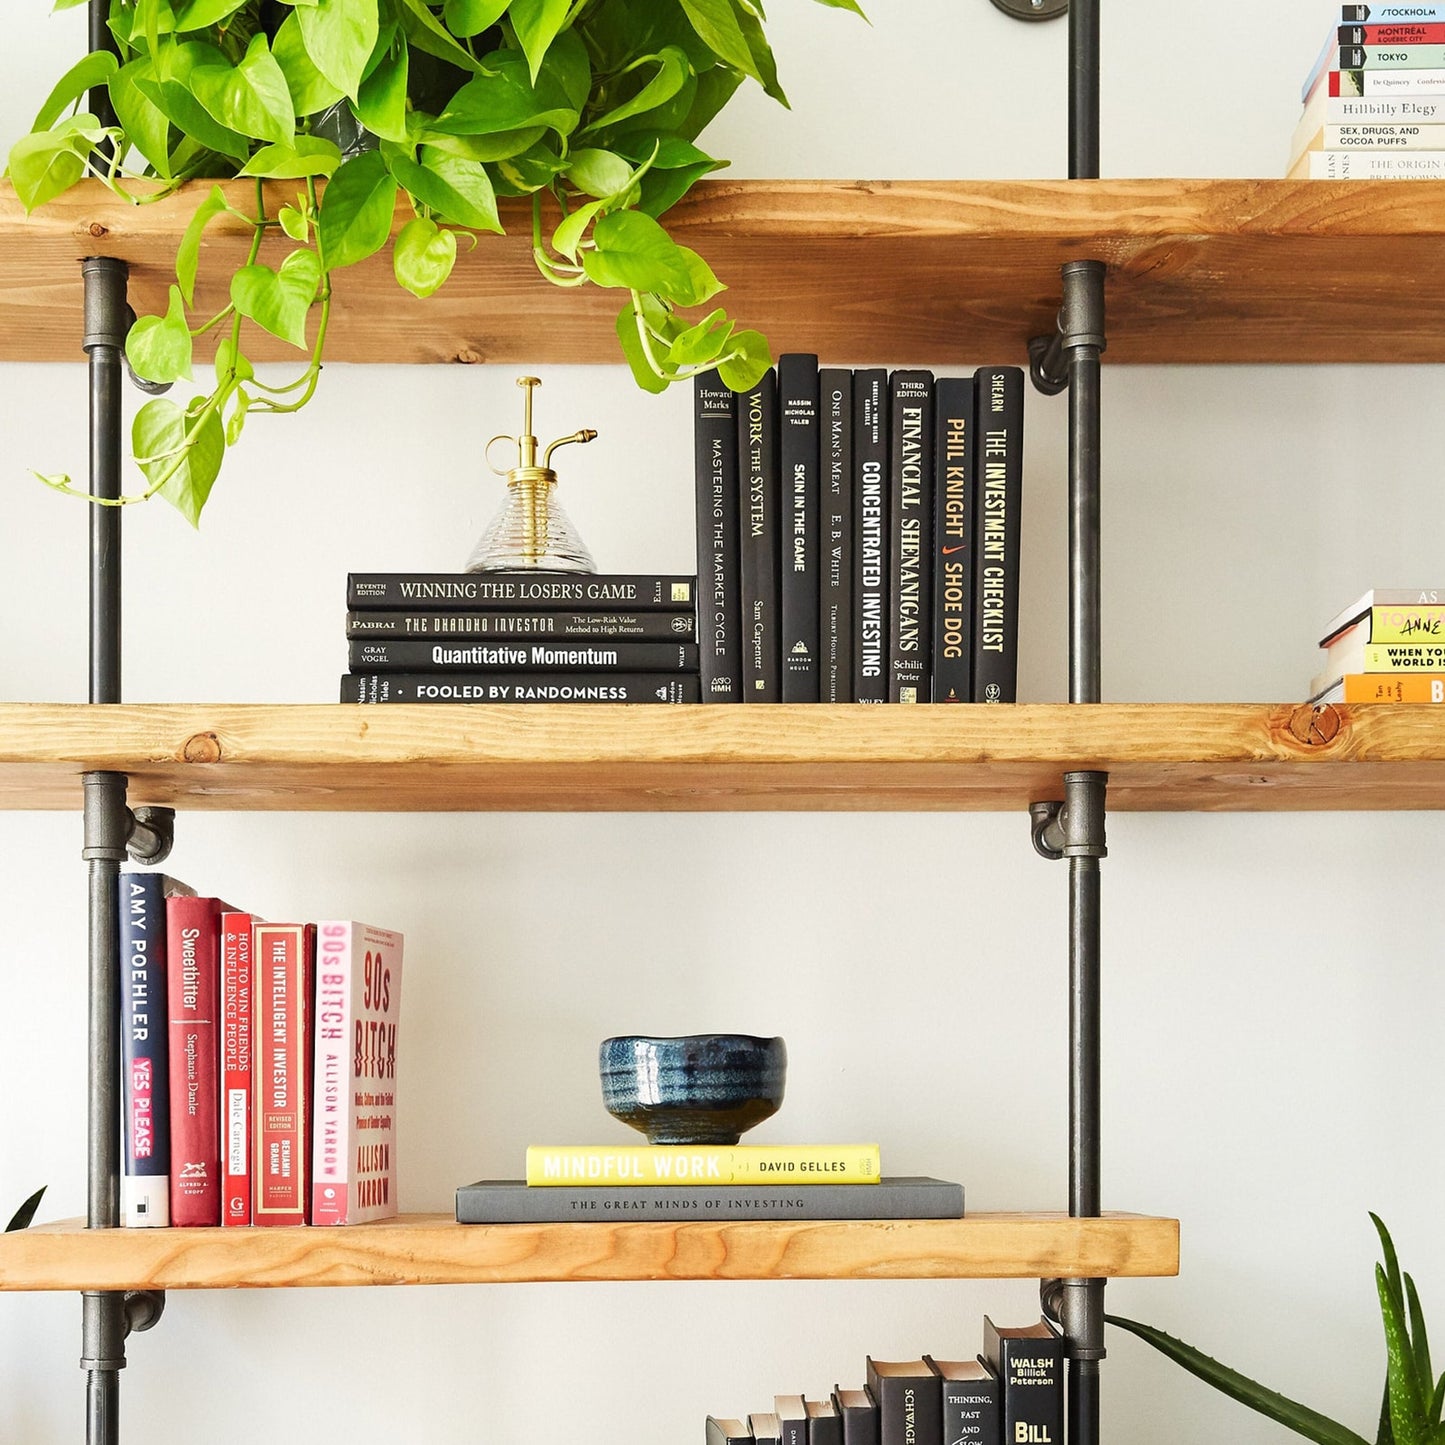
[297,0,381,99]
[581,208,694,294]
[393,216,458,298]
[353,38,410,142]
[443,0,510,37]
[126,284,194,384]
[110,57,173,178]
[133,397,226,528]
[508,0,570,83]
[270,10,346,114]
[31,50,118,132]
[230,248,322,349]
[388,148,501,232]
[238,135,343,178]
[318,150,398,269]
[715,328,771,392]
[6,115,110,212]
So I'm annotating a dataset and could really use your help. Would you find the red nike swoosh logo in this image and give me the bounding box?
[941,545,966,554]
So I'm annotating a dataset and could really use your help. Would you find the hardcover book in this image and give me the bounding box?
[865,1358,943,1445]
[253,922,316,1227]
[166,894,229,1227]
[820,367,854,703]
[1319,588,1445,643]
[750,1412,783,1445]
[832,1387,880,1445]
[776,1395,809,1445]
[982,1318,1063,1445]
[972,367,1025,703]
[738,367,782,700]
[932,376,976,703]
[341,673,700,704]
[220,910,254,1227]
[924,1357,1001,1445]
[524,1142,881,1186]
[455,1176,963,1223]
[852,368,890,704]
[695,369,744,702]
[347,573,695,610]
[311,921,404,1226]
[807,1397,843,1445]
[887,369,935,703]
[345,609,697,641]
[119,871,194,1228]
[779,352,821,701]
[706,1419,752,1445]
[347,639,698,673]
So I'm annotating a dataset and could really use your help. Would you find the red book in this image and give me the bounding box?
[220,911,254,1226]
[252,922,316,1227]
[311,922,405,1226]
[166,895,228,1227]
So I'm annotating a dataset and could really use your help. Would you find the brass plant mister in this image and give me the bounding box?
[465,376,599,573]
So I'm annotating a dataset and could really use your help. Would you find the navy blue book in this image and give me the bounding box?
[119,871,194,1228]
[779,353,821,701]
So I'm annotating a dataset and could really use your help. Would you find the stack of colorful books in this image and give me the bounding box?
[1288,3,1445,178]
[1309,588,1445,701]
[340,570,702,704]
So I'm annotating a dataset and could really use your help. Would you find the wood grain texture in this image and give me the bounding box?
[6,178,1445,364]
[0,702,1441,812]
[0,1212,1179,1291]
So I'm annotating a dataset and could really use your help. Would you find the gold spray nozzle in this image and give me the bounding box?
[485,376,598,482]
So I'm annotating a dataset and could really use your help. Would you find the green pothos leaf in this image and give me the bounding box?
[230,248,322,349]
[714,327,769,390]
[126,284,195,384]
[614,298,670,394]
[508,0,570,83]
[134,397,225,527]
[175,183,233,307]
[393,216,458,297]
[444,0,511,37]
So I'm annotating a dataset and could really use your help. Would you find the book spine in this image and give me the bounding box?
[220,911,253,1226]
[869,1377,941,1445]
[820,368,854,702]
[347,573,696,610]
[341,673,701,704]
[695,370,744,702]
[119,873,171,1228]
[525,1142,881,1186]
[253,923,315,1227]
[1302,93,1445,118]
[1340,22,1445,40]
[1355,642,1445,668]
[1299,147,1445,173]
[939,1379,1000,1445]
[737,369,782,701]
[1339,673,1445,701]
[995,1339,1063,1445]
[166,895,224,1227]
[1362,605,1445,641]
[932,376,975,704]
[1343,3,1445,18]
[779,353,821,701]
[852,369,890,703]
[1332,66,1445,92]
[345,610,697,640]
[973,367,1026,703]
[1311,121,1445,145]
[312,923,404,1226]
[348,640,698,672]
[887,370,935,703]
[1340,41,1445,63]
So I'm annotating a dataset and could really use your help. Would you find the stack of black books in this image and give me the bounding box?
[340,571,701,704]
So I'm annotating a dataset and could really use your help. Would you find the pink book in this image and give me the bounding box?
[311,922,404,1226]
[220,911,253,1226]
[253,923,316,1227]
[166,895,228,1227]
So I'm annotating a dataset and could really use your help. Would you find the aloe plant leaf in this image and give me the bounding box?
[1381,1381,1398,1445]
[1379,1265,1428,1445]
[1406,1274,1435,1408]
[5,1187,46,1233]
[1374,1214,1407,1313]
[1106,1314,1372,1445]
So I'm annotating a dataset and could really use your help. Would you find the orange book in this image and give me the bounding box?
[1334,674,1445,702]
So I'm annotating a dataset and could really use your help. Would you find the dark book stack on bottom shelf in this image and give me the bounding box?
[340,571,701,703]
[706,1317,1056,1444]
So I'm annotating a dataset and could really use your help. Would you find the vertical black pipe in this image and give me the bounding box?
[1061,261,1106,705]
[1069,0,1100,178]
[83,772,131,1445]
[83,257,127,705]
[88,0,119,133]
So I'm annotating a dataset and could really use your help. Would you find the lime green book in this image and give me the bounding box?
[524,1142,881,1186]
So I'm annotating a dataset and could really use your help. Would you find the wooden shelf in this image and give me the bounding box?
[0,701,1442,812]
[0,1212,1178,1291]
[6,178,1445,365]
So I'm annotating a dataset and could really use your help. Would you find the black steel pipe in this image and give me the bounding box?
[1069,1361,1101,1443]
[1060,260,1106,704]
[1069,0,1100,178]
[82,257,127,705]
[88,0,119,133]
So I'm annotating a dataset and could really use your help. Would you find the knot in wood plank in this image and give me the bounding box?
[180,731,222,763]
[1286,703,1342,748]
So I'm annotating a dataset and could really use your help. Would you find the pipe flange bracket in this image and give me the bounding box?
[991,0,1068,19]
[124,1290,166,1335]
[1030,801,1066,860]
[127,806,175,866]
[1028,333,1069,396]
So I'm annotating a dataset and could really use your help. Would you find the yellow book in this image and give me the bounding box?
[525,1143,881,1186]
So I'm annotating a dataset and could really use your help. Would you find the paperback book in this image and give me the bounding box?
[886,369,935,703]
[347,573,695,610]
[1320,588,1445,642]
[253,922,316,1227]
[344,610,696,640]
[524,1142,881,1186]
[455,1176,964,1223]
[852,368,890,704]
[347,639,698,673]
[342,673,700,704]
[1312,673,1445,702]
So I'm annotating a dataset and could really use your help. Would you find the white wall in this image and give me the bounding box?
[1,2,1441,1442]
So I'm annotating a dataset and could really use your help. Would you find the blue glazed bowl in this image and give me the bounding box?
[599,1034,787,1145]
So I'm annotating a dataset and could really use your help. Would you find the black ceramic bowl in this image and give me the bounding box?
[598,1034,787,1146]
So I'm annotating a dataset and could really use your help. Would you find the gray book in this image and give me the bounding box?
[455,1176,963,1224]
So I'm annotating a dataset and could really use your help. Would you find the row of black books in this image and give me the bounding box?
[694,358,1025,705]
[339,570,702,704]
[707,1318,1061,1445]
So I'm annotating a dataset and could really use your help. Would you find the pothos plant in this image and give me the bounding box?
[1108,1215,1445,1445]
[8,0,863,524]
